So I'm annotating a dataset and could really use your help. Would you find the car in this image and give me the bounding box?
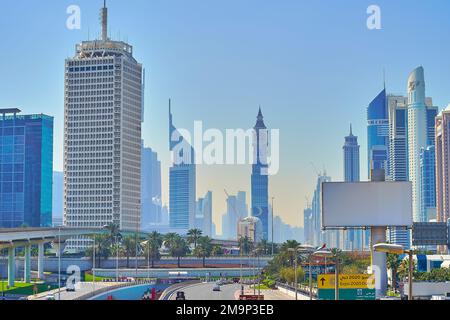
[213,285,221,292]
[45,295,56,301]
[176,291,186,300]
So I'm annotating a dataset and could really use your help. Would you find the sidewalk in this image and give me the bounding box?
[234,286,295,300]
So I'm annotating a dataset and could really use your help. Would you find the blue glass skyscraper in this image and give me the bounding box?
[169,101,196,232]
[420,146,436,222]
[0,109,53,228]
[367,89,389,177]
[251,108,269,240]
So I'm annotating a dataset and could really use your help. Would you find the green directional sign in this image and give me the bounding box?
[318,288,376,301]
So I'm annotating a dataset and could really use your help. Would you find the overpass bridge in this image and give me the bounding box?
[0,227,108,287]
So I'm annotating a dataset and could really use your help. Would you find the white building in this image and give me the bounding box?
[64,4,143,250]
[238,216,263,243]
[407,67,438,223]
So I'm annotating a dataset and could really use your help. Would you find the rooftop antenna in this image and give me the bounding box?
[383,68,386,90]
[100,0,108,41]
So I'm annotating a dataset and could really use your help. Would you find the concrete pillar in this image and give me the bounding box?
[370,168,388,298]
[38,243,44,280]
[371,227,388,298]
[24,245,31,283]
[7,247,15,288]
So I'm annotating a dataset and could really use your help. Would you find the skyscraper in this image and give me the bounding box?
[310,173,331,247]
[343,125,361,250]
[407,67,437,223]
[303,205,313,245]
[195,191,213,237]
[388,95,409,182]
[64,4,143,249]
[141,144,162,228]
[224,191,247,240]
[420,146,436,223]
[367,89,389,178]
[0,108,53,228]
[436,106,450,228]
[251,108,269,240]
[169,101,196,232]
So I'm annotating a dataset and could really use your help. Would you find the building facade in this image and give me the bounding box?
[367,89,389,179]
[251,108,269,240]
[436,106,450,230]
[141,144,161,228]
[169,102,196,233]
[343,125,362,250]
[64,4,143,249]
[0,109,53,228]
[407,67,438,223]
[420,146,437,223]
[195,191,213,237]
[238,216,263,243]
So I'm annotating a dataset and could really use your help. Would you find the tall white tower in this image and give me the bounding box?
[64,3,143,250]
[407,66,428,222]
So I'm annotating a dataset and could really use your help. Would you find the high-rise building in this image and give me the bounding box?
[0,108,53,228]
[436,106,450,228]
[64,4,143,249]
[420,146,436,223]
[388,95,409,182]
[195,191,213,237]
[310,173,331,247]
[238,217,263,243]
[251,108,269,240]
[367,89,389,178]
[407,67,438,223]
[141,144,161,228]
[224,191,247,240]
[169,101,196,233]
[303,206,313,245]
[343,125,361,250]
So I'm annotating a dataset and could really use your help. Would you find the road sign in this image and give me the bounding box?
[318,288,375,301]
[318,274,375,289]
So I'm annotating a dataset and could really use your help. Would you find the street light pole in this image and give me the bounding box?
[92,236,96,294]
[408,250,413,301]
[309,254,313,300]
[334,254,339,301]
[271,197,274,256]
[58,227,61,301]
[294,254,298,300]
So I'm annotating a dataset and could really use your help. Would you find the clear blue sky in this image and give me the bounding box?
[1,0,450,229]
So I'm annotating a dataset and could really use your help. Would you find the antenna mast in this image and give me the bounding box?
[101,0,108,41]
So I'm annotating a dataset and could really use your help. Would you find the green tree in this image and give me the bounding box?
[239,236,253,255]
[145,231,163,268]
[193,236,213,267]
[86,234,111,268]
[164,234,189,267]
[258,239,269,255]
[122,236,137,268]
[211,245,223,257]
[387,253,400,292]
[398,256,416,280]
[187,229,203,249]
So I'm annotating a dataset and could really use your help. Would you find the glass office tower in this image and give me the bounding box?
[0,108,53,228]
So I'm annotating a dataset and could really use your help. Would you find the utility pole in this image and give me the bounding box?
[271,197,275,256]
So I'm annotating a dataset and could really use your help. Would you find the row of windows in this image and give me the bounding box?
[68,65,114,72]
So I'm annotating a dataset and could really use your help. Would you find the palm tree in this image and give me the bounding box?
[211,245,223,257]
[122,236,137,268]
[387,253,400,293]
[187,229,203,249]
[194,236,213,267]
[239,236,253,255]
[145,231,163,268]
[163,233,179,249]
[398,255,416,281]
[170,237,190,268]
[89,234,111,268]
[258,239,269,255]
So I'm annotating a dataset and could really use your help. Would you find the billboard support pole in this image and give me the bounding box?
[370,169,388,298]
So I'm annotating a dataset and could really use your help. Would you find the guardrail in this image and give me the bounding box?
[276,281,318,298]
[159,280,201,300]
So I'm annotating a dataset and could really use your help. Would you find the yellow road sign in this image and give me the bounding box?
[318,274,375,289]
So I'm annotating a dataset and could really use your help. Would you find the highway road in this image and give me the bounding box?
[170,282,242,301]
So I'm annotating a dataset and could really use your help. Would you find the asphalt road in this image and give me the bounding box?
[171,283,242,301]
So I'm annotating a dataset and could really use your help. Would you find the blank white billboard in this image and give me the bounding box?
[322,182,412,228]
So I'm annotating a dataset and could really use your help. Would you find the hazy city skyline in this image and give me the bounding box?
[3,0,450,229]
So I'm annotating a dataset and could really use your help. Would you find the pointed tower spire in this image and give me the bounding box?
[101,0,108,41]
[350,123,353,136]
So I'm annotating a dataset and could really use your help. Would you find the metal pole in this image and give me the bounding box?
[58,227,61,301]
[294,254,298,300]
[335,256,340,299]
[147,241,150,280]
[309,254,313,300]
[116,236,119,282]
[271,197,274,256]
[257,252,261,297]
[92,236,96,294]
[135,218,138,280]
[408,250,413,301]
